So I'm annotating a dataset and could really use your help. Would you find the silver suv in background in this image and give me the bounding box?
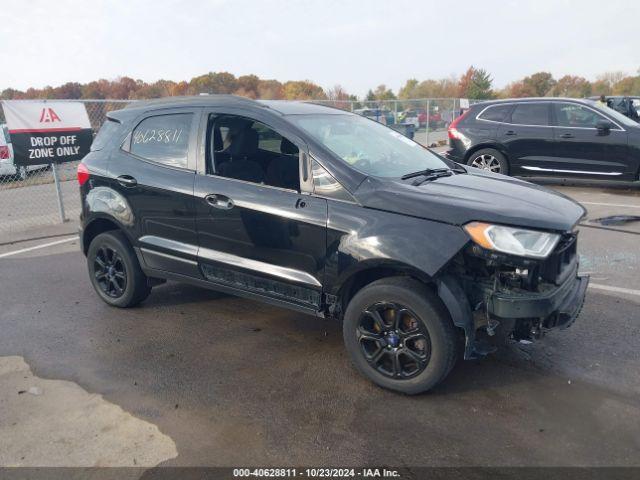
[0,124,48,180]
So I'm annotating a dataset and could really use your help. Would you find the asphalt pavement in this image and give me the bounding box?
[0,182,639,468]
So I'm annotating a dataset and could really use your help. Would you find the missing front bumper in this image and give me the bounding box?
[488,273,589,338]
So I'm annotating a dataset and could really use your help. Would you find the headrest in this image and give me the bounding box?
[228,127,259,157]
[280,137,299,155]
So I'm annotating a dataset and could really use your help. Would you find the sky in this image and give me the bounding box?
[0,0,638,97]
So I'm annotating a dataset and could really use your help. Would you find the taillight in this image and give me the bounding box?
[77,162,90,186]
[0,146,9,159]
[448,110,470,140]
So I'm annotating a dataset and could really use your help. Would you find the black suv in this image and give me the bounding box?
[78,96,588,394]
[446,98,640,181]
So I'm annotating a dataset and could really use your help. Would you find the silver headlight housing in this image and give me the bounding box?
[464,222,560,259]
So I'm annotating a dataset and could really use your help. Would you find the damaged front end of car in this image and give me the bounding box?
[438,222,589,359]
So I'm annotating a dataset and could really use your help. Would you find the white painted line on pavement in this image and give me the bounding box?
[589,283,640,297]
[581,201,640,209]
[0,236,78,259]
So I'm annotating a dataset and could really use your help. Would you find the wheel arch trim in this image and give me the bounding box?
[464,143,509,164]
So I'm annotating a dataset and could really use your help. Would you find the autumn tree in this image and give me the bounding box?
[256,79,283,99]
[612,75,640,95]
[596,71,627,90]
[549,75,591,97]
[235,74,260,98]
[398,79,419,99]
[371,84,396,100]
[188,72,237,95]
[458,66,493,99]
[1,88,24,99]
[522,72,556,97]
[326,84,351,101]
[282,80,326,100]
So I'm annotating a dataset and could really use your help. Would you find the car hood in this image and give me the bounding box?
[356,169,586,232]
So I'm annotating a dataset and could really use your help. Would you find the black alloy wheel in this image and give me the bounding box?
[358,302,431,379]
[93,245,127,298]
[343,277,458,394]
[87,231,151,307]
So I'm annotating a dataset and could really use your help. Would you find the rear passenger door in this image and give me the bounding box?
[193,108,328,313]
[497,102,554,175]
[109,108,201,276]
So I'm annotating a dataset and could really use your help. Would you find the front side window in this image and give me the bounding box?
[130,113,192,168]
[510,103,549,126]
[477,104,512,122]
[288,114,449,178]
[209,114,300,191]
[553,103,609,128]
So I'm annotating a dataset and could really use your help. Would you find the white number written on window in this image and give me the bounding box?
[133,129,183,145]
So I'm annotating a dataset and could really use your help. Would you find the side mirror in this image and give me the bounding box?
[596,120,612,135]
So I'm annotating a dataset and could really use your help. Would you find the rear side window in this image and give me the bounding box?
[91,118,121,151]
[130,113,192,168]
[477,104,512,122]
[510,103,549,126]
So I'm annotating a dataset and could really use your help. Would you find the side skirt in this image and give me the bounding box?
[135,248,323,318]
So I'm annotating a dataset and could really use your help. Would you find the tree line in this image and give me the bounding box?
[1,67,639,102]
[396,67,640,100]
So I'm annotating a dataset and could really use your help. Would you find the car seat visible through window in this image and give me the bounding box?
[217,127,265,183]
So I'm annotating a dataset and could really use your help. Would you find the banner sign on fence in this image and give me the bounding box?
[1,101,92,166]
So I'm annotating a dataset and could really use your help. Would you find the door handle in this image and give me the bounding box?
[205,194,234,210]
[560,133,574,139]
[116,175,137,187]
[504,130,517,136]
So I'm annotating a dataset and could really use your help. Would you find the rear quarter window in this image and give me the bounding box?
[91,118,122,151]
[129,113,193,169]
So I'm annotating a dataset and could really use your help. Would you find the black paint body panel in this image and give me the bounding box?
[80,96,587,329]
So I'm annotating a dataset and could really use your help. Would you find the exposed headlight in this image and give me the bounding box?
[464,222,560,259]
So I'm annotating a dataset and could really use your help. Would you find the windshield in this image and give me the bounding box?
[288,114,449,177]
[590,100,638,128]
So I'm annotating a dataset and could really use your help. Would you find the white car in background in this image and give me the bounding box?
[0,123,48,180]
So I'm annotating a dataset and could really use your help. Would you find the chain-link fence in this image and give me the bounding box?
[0,97,477,241]
[0,100,132,241]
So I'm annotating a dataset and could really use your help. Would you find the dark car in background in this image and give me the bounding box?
[446,98,640,181]
[589,96,640,122]
[77,95,588,394]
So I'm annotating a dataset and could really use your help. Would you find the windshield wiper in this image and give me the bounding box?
[401,168,452,180]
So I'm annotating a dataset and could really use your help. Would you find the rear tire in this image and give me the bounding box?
[467,148,509,175]
[87,231,151,308]
[342,277,458,394]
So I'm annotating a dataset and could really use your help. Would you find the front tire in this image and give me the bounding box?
[467,148,509,175]
[343,277,458,394]
[87,231,151,308]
